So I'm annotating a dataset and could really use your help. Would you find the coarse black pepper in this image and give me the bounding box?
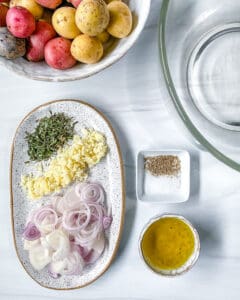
[144,155,181,177]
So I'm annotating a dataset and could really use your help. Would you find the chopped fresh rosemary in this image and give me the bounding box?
[25,112,77,161]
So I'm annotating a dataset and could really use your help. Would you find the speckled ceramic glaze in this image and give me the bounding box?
[0,0,151,82]
[10,100,125,289]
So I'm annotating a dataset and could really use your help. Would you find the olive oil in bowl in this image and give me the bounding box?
[139,215,200,276]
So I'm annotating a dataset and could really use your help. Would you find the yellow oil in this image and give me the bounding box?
[141,217,195,271]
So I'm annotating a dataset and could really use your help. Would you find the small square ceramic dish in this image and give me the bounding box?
[136,150,190,203]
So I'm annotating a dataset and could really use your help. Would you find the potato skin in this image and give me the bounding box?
[35,0,62,10]
[10,0,43,19]
[97,30,109,43]
[105,0,121,3]
[71,34,103,64]
[0,27,26,59]
[75,0,109,36]
[6,6,36,38]
[107,1,132,38]
[52,7,80,39]
[44,37,76,69]
[26,20,56,62]
[69,0,82,8]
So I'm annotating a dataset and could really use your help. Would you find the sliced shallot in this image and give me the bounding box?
[45,230,70,261]
[103,216,112,230]
[50,251,85,276]
[79,182,105,204]
[84,233,105,264]
[62,202,91,233]
[74,203,104,247]
[23,181,111,277]
[33,206,58,234]
[29,245,52,271]
[53,187,82,215]
[23,222,41,241]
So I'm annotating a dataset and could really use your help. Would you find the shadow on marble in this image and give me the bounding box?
[189,151,200,203]
[198,225,222,257]
[183,211,223,270]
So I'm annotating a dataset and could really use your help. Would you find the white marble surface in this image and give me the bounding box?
[1,1,240,299]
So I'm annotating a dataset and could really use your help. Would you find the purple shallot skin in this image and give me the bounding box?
[103,216,112,230]
[22,222,41,241]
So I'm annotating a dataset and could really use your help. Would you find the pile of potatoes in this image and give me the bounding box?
[0,0,133,69]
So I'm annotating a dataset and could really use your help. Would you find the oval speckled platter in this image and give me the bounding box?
[10,99,125,290]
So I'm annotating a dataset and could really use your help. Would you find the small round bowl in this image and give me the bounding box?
[139,214,200,276]
[0,0,151,82]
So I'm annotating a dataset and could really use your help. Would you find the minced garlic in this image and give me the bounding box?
[21,129,108,200]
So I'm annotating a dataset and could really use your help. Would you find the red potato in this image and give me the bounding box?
[0,4,8,27]
[44,37,76,70]
[26,20,56,62]
[6,7,35,38]
[35,0,62,9]
[70,0,82,8]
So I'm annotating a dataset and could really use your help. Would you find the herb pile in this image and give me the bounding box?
[26,112,77,162]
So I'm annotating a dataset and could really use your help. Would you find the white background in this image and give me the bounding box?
[1,1,240,299]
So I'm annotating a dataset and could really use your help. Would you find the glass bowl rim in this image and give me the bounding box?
[158,0,240,172]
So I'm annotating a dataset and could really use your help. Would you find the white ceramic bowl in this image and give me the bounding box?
[136,150,190,203]
[0,0,151,82]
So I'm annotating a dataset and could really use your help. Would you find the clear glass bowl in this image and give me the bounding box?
[159,0,240,171]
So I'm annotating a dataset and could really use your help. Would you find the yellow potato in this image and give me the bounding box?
[97,30,110,43]
[52,7,80,40]
[105,0,121,3]
[10,0,43,19]
[107,1,132,38]
[71,34,103,64]
[75,0,109,36]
